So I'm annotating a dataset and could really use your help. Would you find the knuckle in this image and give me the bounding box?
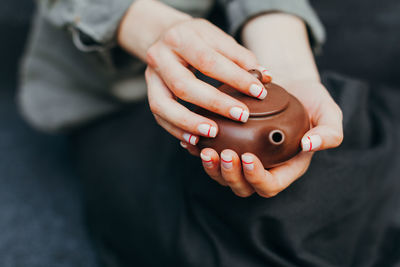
[334,103,343,120]
[267,187,281,198]
[170,79,187,98]
[236,189,254,198]
[153,115,161,124]
[233,190,248,198]
[252,179,283,198]
[224,175,238,184]
[207,97,222,112]
[267,180,284,196]
[146,46,159,67]
[195,50,216,71]
[259,190,279,198]
[333,131,344,146]
[149,99,162,115]
[217,180,228,187]
[246,175,264,186]
[163,27,182,48]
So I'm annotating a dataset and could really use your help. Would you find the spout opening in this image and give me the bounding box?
[269,130,285,145]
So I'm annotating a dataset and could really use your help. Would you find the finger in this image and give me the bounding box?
[146,67,221,137]
[148,47,250,122]
[256,66,273,84]
[302,101,343,152]
[197,26,272,83]
[154,114,199,145]
[220,150,254,197]
[193,20,259,69]
[172,33,268,100]
[200,148,227,186]
[180,141,200,156]
[241,152,312,198]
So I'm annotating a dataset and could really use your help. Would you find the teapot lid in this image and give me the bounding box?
[222,83,290,117]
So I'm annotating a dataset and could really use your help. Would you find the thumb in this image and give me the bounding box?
[301,102,344,152]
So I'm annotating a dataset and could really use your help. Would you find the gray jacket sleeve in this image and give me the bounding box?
[38,0,134,46]
[37,0,214,51]
[219,0,325,50]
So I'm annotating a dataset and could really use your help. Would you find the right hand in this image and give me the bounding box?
[143,18,272,146]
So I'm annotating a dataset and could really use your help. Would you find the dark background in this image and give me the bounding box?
[0,1,99,266]
[311,0,400,87]
[0,0,398,266]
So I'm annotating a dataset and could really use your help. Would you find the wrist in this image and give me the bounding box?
[117,0,191,61]
[241,13,320,85]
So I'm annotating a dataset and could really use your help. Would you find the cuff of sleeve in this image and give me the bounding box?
[226,0,326,52]
[73,0,134,47]
[40,0,134,51]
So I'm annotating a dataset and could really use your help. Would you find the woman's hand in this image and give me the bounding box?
[182,13,343,198]
[118,0,271,145]
[194,80,343,197]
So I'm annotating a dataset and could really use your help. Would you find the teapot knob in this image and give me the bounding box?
[248,69,262,81]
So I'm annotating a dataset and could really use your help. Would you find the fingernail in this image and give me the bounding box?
[180,141,188,148]
[183,133,198,146]
[221,152,233,169]
[249,84,267,100]
[198,124,217,138]
[259,67,273,83]
[229,107,249,123]
[200,152,213,168]
[241,154,254,171]
[302,135,322,152]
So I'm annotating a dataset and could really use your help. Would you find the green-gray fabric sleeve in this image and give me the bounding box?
[219,0,326,50]
[37,0,215,52]
[38,0,134,47]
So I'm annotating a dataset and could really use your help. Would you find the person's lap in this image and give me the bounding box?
[71,73,400,267]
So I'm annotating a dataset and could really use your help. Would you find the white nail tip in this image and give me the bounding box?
[198,124,217,138]
[221,152,232,161]
[260,88,267,99]
[262,70,272,78]
[258,67,272,76]
[209,127,217,137]
[302,135,322,152]
[180,141,188,148]
[241,154,254,171]
[229,107,249,123]
[249,84,265,99]
[200,152,211,162]
[241,110,249,122]
[183,133,197,145]
[241,154,253,163]
[221,152,233,169]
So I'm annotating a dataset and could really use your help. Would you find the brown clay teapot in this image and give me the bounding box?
[197,70,310,168]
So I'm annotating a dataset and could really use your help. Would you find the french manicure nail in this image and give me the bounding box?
[249,84,267,100]
[221,152,233,169]
[302,135,322,152]
[259,67,273,83]
[183,133,198,146]
[198,124,217,138]
[241,154,254,171]
[180,141,188,148]
[229,107,249,123]
[200,152,213,167]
